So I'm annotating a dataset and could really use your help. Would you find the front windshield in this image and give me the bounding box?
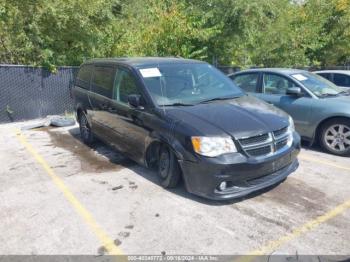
[290,72,344,97]
[138,63,244,106]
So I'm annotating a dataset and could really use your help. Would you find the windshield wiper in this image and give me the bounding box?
[318,93,338,98]
[198,96,240,104]
[159,102,195,106]
[336,90,350,96]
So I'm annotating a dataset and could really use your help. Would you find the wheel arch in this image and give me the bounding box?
[145,138,186,168]
[145,140,162,168]
[314,115,350,144]
[76,104,87,120]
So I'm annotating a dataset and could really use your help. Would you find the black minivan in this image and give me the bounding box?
[72,57,301,200]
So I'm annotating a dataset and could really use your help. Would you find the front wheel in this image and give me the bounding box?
[158,144,181,188]
[79,112,94,145]
[320,119,350,156]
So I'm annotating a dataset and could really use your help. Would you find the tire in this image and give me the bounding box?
[78,112,94,145]
[158,144,181,188]
[320,118,350,156]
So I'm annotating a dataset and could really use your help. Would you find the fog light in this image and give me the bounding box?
[219,181,227,191]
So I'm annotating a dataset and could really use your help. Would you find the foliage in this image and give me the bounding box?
[112,0,219,60]
[0,0,122,69]
[0,0,349,69]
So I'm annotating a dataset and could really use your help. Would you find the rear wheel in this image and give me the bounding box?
[78,112,94,145]
[158,144,181,188]
[320,119,350,156]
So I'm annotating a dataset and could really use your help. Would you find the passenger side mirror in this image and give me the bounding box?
[128,94,143,108]
[286,87,302,97]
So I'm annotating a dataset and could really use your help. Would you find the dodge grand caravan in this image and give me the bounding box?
[72,57,301,200]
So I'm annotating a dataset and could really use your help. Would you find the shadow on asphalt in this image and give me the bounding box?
[301,140,323,153]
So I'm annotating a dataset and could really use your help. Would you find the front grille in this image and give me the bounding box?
[246,145,272,156]
[273,126,288,138]
[276,138,288,151]
[239,133,269,146]
[238,126,290,158]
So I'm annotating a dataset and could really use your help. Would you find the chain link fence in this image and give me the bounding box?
[0,65,78,123]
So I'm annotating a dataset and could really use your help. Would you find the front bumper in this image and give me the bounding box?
[179,132,301,200]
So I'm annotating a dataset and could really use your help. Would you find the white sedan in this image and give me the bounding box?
[314,70,350,89]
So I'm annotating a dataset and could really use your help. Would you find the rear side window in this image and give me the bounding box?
[91,66,116,98]
[231,73,259,92]
[317,73,332,81]
[114,68,141,103]
[76,65,93,89]
[333,74,350,87]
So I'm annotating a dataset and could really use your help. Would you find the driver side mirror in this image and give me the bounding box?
[128,94,144,109]
[286,87,302,97]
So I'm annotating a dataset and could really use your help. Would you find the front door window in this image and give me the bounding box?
[263,74,298,95]
[114,68,141,104]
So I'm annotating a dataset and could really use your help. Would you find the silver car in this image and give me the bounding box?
[229,68,350,156]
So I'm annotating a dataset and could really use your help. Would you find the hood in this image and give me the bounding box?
[166,95,290,139]
[322,95,350,104]
[319,95,350,113]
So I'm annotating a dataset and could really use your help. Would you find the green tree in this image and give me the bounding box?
[189,0,311,67]
[300,0,350,66]
[112,0,218,61]
[0,0,349,68]
[0,0,122,69]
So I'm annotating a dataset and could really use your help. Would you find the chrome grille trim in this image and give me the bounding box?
[276,138,289,151]
[237,126,291,158]
[273,126,288,139]
[239,133,270,146]
[239,133,273,149]
[246,145,272,157]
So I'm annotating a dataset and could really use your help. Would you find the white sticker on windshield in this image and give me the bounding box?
[139,68,162,78]
[291,74,308,81]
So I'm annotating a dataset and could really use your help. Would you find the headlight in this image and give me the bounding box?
[191,136,237,157]
[287,116,294,146]
[288,115,295,133]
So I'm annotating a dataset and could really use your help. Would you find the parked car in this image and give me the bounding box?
[229,69,350,156]
[314,70,350,89]
[72,58,300,200]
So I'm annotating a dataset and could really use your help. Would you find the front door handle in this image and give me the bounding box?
[100,103,108,110]
[108,107,117,113]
